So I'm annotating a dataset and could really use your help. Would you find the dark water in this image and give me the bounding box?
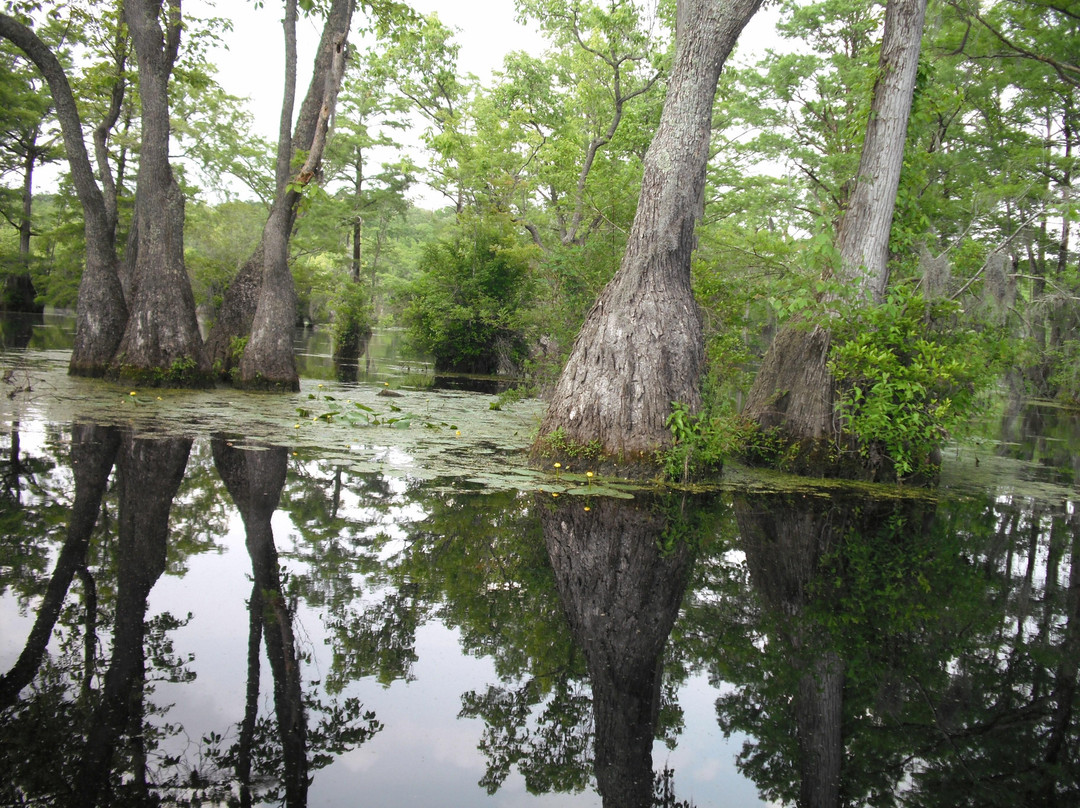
[1,316,1078,807]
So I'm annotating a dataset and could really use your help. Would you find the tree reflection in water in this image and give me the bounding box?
[0,427,381,807]
[1,405,1078,806]
[541,492,708,808]
[707,490,1080,808]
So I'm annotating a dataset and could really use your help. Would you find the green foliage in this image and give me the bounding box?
[828,286,1002,480]
[404,216,537,373]
[184,199,264,314]
[330,279,373,358]
[532,426,603,462]
[661,402,733,484]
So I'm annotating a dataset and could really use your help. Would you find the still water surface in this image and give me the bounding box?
[1,313,1078,807]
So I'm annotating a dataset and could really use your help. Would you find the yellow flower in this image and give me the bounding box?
[584,506,591,512]
[129,391,137,396]
[586,471,594,478]
[294,423,300,429]
[552,492,559,498]
[553,462,561,469]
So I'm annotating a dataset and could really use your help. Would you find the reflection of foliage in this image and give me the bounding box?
[681,489,1080,807]
[460,675,593,796]
[0,428,67,601]
[326,587,422,689]
[199,692,382,807]
[283,471,606,796]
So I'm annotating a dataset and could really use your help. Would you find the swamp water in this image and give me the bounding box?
[1,314,1078,807]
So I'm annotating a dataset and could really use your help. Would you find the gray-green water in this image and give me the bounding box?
[1,313,1078,807]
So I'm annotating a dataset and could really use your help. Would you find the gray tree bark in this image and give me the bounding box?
[114,0,210,384]
[534,0,762,463]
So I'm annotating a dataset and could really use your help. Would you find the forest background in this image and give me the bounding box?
[1,0,1077,478]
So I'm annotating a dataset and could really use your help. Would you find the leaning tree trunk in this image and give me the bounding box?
[741,0,928,475]
[239,0,352,390]
[534,0,763,465]
[205,0,353,379]
[0,15,128,375]
[114,0,210,386]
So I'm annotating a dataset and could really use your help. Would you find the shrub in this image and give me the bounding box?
[404,217,537,374]
[828,286,1001,480]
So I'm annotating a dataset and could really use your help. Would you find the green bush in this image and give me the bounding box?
[331,279,374,360]
[828,286,1000,480]
[404,217,537,374]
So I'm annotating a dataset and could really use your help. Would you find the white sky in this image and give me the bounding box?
[27,1,781,205]
[187,0,548,145]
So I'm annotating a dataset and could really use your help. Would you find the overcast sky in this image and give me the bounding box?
[186,0,548,145]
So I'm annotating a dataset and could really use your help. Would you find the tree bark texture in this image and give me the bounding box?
[205,0,354,377]
[115,0,210,384]
[741,0,928,472]
[834,0,928,301]
[0,14,128,374]
[535,0,762,462]
[541,495,694,808]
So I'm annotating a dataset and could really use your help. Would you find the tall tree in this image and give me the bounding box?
[0,41,60,312]
[238,0,352,390]
[113,0,210,384]
[740,0,930,478]
[204,0,355,384]
[0,10,128,375]
[533,0,763,467]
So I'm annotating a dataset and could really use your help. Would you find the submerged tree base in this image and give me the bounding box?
[109,357,216,389]
[531,425,724,484]
[739,421,942,485]
[233,373,301,393]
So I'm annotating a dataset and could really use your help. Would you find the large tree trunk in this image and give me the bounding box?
[0,14,128,375]
[205,0,353,379]
[113,0,210,386]
[534,0,762,465]
[741,0,928,476]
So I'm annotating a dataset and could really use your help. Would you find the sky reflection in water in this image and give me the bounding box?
[1,318,1078,807]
